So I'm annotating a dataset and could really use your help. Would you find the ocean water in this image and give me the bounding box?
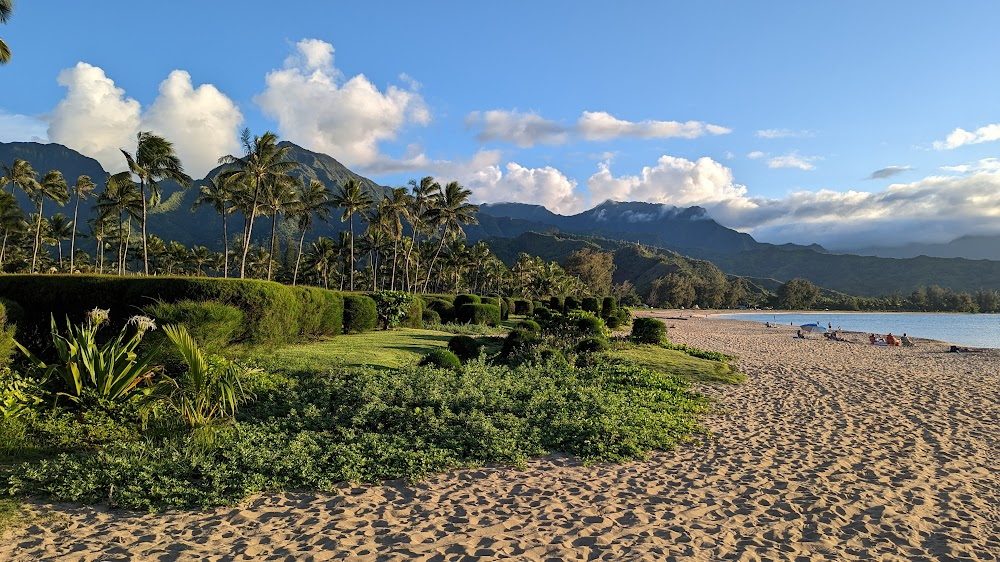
[710,312,1000,349]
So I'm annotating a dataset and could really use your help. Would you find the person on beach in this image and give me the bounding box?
[901,333,914,346]
[886,333,897,346]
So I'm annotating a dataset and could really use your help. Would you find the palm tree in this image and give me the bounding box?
[30,170,69,272]
[304,236,336,289]
[48,212,73,271]
[330,178,374,291]
[193,176,236,277]
[262,175,300,281]
[403,176,438,292]
[0,191,23,268]
[218,129,297,279]
[109,132,192,275]
[95,175,142,275]
[381,187,412,290]
[1,158,39,264]
[0,0,13,64]
[291,179,331,285]
[69,175,96,272]
[189,245,213,276]
[422,181,479,293]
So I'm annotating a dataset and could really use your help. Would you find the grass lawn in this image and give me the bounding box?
[268,328,454,371]
[611,344,744,385]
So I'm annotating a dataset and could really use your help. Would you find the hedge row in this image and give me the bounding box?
[0,275,344,348]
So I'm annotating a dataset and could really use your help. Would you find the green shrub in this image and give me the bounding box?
[512,299,533,315]
[296,288,343,338]
[500,327,538,358]
[453,294,481,309]
[424,299,455,324]
[343,295,378,333]
[401,298,423,329]
[422,309,441,325]
[456,304,501,327]
[517,320,541,334]
[498,298,510,321]
[418,349,462,370]
[582,297,600,314]
[447,335,483,362]
[576,314,606,337]
[144,300,244,353]
[0,303,15,371]
[576,336,610,354]
[605,314,622,329]
[369,291,416,330]
[536,347,568,368]
[601,296,618,319]
[533,306,554,325]
[480,296,499,307]
[631,317,667,344]
[548,296,564,313]
[564,296,581,311]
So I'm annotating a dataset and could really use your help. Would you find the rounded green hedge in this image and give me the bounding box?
[576,314,606,337]
[601,296,618,319]
[343,294,378,333]
[564,296,581,311]
[447,335,483,362]
[513,299,533,315]
[631,317,667,344]
[453,294,481,309]
[501,327,538,358]
[548,296,564,313]
[517,319,541,334]
[576,336,610,354]
[144,300,244,353]
[582,297,600,314]
[422,309,441,324]
[419,348,462,370]
[456,303,501,326]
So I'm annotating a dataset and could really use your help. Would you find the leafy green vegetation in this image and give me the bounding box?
[611,343,743,385]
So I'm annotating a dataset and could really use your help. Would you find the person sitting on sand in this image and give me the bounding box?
[886,333,897,346]
[870,334,877,344]
[795,329,804,339]
[901,333,914,347]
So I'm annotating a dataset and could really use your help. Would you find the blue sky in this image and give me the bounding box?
[3,1,1000,249]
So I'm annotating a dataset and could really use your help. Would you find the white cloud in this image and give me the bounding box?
[143,71,243,178]
[465,161,584,215]
[587,155,748,207]
[46,63,242,177]
[255,38,429,168]
[756,128,814,139]
[747,151,765,159]
[867,165,911,180]
[933,123,1000,150]
[0,111,48,143]
[767,153,819,170]
[48,62,142,173]
[940,158,1000,174]
[465,109,730,147]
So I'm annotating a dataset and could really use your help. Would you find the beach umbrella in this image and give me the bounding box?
[800,323,827,333]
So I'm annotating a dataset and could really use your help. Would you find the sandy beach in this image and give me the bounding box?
[3,313,998,561]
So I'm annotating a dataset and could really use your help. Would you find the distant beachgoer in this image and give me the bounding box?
[828,322,832,329]
[901,333,914,347]
[870,334,876,344]
[886,333,897,346]
[796,329,804,339]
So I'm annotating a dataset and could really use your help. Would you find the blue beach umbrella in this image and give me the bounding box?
[800,323,827,334]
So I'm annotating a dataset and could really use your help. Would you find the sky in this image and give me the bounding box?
[2,1,1000,250]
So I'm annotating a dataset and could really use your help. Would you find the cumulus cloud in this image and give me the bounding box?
[767,153,819,170]
[255,38,429,168]
[48,62,142,173]
[933,123,1000,150]
[940,158,1000,174]
[46,63,242,177]
[464,161,584,214]
[143,71,243,178]
[587,155,748,207]
[0,111,49,143]
[465,109,730,147]
[756,128,814,139]
[867,165,911,180]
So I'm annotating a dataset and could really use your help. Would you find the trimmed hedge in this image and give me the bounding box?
[576,336,610,354]
[517,319,541,335]
[447,335,483,362]
[453,294,481,309]
[343,294,378,333]
[548,296,564,313]
[144,300,244,353]
[423,298,455,323]
[0,275,344,348]
[503,297,514,320]
[422,309,441,324]
[631,317,667,344]
[401,298,423,329]
[456,303,501,326]
[582,297,600,314]
[564,296,581,311]
[0,301,15,369]
[513,299,533,316]
[576,314,606,337]
[418,348,461,370]
[601,296,617,319]
[500,327,538,358]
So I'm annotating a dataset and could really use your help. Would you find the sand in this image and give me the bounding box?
[3,313,998,561]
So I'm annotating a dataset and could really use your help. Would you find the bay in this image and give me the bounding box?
[710,312,1000,349]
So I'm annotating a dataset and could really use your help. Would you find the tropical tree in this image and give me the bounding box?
[262,175,300,281]
[218,129,297,279]
[69,175,96,272]
[1,158,38,264]
[30,170,69,272]
[48,212,73,271]
[290,179,331,285]
[0,0,13,64]
[304,236,336,289]
[422,181,479,293]
[0,192,23,267]
[382,187,412,290]
[403,176,438,292]
[192,176,236,277]
[109,132,192,275]
[330,178,374,291]
[95,176,142,275]
[189,245,214,276]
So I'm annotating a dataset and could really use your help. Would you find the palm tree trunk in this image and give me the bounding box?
[293,229,306,285]
[240,181,262,278]
[349,214,355,291]
[390,238,399,291]
[403,228,419,292]
[57,241,64,271]
[222,212,229,278]
[70,193,80,272]
[140,180,149,275]
[31,200,43,273]
[423,228,448,294]
[267,211,278,281]
[1,230,8,269]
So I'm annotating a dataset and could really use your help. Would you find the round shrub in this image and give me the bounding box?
[517,319,541,334]
[422,309,441,325]
[601,296,618,319]
[513,298,533,316]
[576,336,610,354]
[480,296,500,307]
[631,317,667,344]
[605,313,622,329]
[501,327,538,358]
[457,303,501,326]
[536,347,569,368]
[498,298,510,321]
[343,294,378,333]
[582,297,600,314]
[401,297,423,329]
[576,314,606,337]
[548,296,565,313]
[448,335,483,362]
[453,294,481,309]
[533,306,554,325]
[418,348,462,370]
[424,299,455,323]
[564,296,581,311]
